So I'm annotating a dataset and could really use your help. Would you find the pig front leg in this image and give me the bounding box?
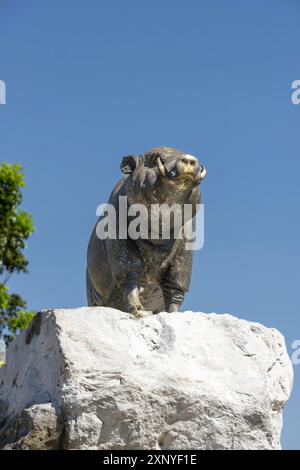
[161,240,193,313]
[161,270,186,312]
[161,279,185,313]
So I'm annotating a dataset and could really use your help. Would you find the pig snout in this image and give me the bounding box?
[175,154,200,178]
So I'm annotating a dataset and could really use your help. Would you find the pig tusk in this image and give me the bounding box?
[157,157,166,177]
[200,164,206,180]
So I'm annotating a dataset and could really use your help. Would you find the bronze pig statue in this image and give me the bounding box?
[87,146,206,317]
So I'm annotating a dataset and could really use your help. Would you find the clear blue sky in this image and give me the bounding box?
[0,0,299,449]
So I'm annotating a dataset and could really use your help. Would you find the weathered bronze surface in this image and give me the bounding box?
[87,146,206,317]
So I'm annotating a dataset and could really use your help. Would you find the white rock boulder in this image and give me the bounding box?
[0,308,293,450]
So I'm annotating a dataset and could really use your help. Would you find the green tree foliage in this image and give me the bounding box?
[0,163,35,344]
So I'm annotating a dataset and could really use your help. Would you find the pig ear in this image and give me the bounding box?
[146,152,160,165]
[120,155,140,174]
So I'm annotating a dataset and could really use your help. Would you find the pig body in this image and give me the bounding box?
[87,146,206,317]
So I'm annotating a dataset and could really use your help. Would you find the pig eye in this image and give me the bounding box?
[182,158,195,166]
[169,169,177,177]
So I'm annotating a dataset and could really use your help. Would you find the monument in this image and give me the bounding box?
[0,147,294,450]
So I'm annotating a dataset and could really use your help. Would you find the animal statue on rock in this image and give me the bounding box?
[87,146,206,318]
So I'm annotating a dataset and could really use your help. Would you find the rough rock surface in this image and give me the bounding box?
[0,308,293,450]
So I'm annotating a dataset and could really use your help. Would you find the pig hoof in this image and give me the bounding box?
[131,310,153,319]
